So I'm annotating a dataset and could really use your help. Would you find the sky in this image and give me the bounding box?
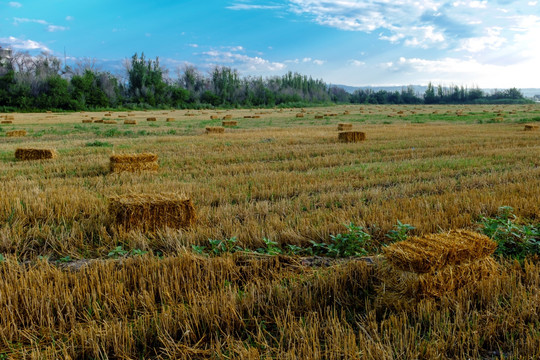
[1,0,539,88]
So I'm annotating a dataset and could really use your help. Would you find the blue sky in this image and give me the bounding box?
[1,0,539,88]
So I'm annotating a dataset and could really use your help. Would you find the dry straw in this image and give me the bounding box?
[524,124,539,131]
[244,115,252,118]
[296,113,304,118]
[124,120,137,125]
[314,115,324,119]
[15,148,57,161]
[338,131,366,143]
[383,229,497,273]
[166,118,175,122]
[205,126,225,134]
[109,153,159,173]
[1,120,13,124]
[108,193,196,231]
[222,120,238,127]
[6,130,27,137]
[337,123,353,131]
[147,117,157,122]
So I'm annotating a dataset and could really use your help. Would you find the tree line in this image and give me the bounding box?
[0,51,531,111]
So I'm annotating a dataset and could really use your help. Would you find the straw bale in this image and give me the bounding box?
[166,118,175,122]
[124,120,137,125]
[315,115,324,119]
[296,113,304,118]
[222,120,238,127]
[128,113,135,116]
[15,148,57,160]
[6,130,27,137]
[118,115,127,118]
[1,120,13,124]
[338,131,366,143]
[104,113,112,116]
[110,153,158,173]
[94,119,104,123]
[337,123,353,131]
[82,119,92,123]
[252,115,260,118]
[383,229,497,273]
[103,120,117,124]
[6,115,15,120]
[244,115,252,118]
[343,110,350,115]
[108,193,196,231]
[186,113,195,117]
[223,114,233,120]
[377,257,500,303]
[211,115,219,120]
[147,117,157,121]
[524,124,539,131]
[205,126,225,134]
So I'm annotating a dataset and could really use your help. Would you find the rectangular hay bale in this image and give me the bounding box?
[110,153,159,173]
[205,126,225,134]
[338,131,366,142]
[337,123,353,131]
[7,130,27,137]
[82,119,92,123]
[147,117,157,121]
[108,193,196,231]
[524,124,539,131]
[1,120,13,124]
[124,119,137,125]
[15,148,57,160]
[222,120,238,127]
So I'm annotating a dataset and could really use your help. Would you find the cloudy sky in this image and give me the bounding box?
[1,0,539,88]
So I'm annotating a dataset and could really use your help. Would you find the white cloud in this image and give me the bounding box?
[226,4,282,10]
[13,17,47,25]
[348,59,366,66]
[458,27,506,52]
[452,1,487,8]
[302,57,312,62]
[312,59,325,65]
[8,1,22,7]
[188,43,199,48]
[65,16,74,21]
[202,48,285,72]
[0,36,50,52]
[47,25,68,32]
[528,1,538,5]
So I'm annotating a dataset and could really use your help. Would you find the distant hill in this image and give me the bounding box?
[333,85,540,98]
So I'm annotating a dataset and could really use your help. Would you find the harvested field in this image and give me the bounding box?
[0,104,539,358]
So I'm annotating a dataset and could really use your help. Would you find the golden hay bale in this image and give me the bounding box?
[1,120,13,124]
[124,120,137,125]
[82,119,92,123]
[223,114,233,120]
[205,126,225,134]
[338,131,366,143]
[108,193,196,231]
[383,229,496,273]
[128,113,135,116]
[6,130,27,137]
[343,110,350,115]
[252,115,261,119]
[244,115,252,118]
[110,153,158,173]
[314,115,324,119]
[211,115,219,120]
[103,120,117,124]
[222,120,238,127]
[147,117,157,121]
[166,118,175,122]
[295,113,304,118]
[15,148,57,161]
[376,257,500,304]
[186,113,195,117]
[118,115,127,118]
[524,124,539,131]
[337,123,353,131]
[104,113,112,116]
[94,119,104,123]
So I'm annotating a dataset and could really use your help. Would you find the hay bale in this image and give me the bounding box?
[314,115,324,119]
[296,113,304,118]
[6,115,15,120]
[147,117,157,122]
[222,120,238,127]
[6,130,27,137]
[94,119,104,123]
[383,229,496,273]
[337,123,353,131]
[223,114,233,120]
[338,131,366,143]
[103,120,117,124]
[82,119,92,123]
[118,115,127,118]
[15,148,57,161]
[186,113,195,117]
[205,126,225,134]
[124,120,137,125]
[1,120,13,124]
[166,118,175,122]
[244,115,252,118]
[343,110,350,115]
[252,115,260,119]
[110,153,159,173]
[524,124,539,131]
[108,193,196,231]
[104,113,112,116]
[210,115,219,120]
